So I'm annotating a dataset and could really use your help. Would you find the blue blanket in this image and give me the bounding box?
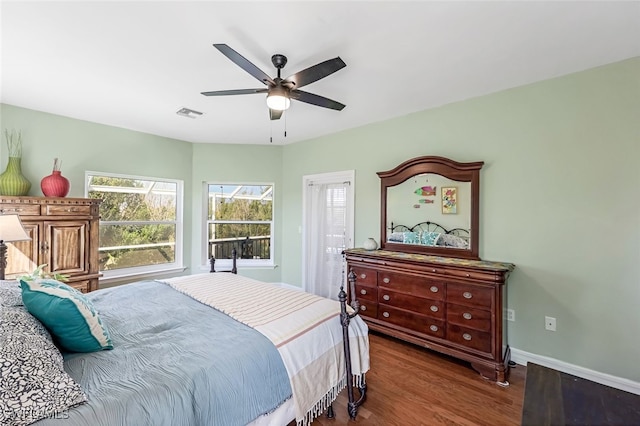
[35,280,292,426]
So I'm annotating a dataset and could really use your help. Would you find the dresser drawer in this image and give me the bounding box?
[354,283,377,303]
[445,267,498,282]
[350,266,377,287]
[446,282,493,309]
[447,324,491,354]
[378,289,444,319]
[378,305,445,338]
[357,301,378,318]
[447,303,491,332]
[0,203,41,216]
[45,204,93,216]
[378,271,444,301]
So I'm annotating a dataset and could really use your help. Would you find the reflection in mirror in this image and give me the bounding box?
[387,173,471,244]
[378,156,483,260]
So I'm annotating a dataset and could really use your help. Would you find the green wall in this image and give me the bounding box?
[0,104,195,274]
[281,57,640,381]
[1,57,638,382]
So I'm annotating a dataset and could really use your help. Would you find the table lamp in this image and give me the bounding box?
[0,214,31,280]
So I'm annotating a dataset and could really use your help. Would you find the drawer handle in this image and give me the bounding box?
[382,277,390,284]
[360,289,367,295]
[430,286,439,293]
[432,268,437,273]
[360,273,366,279]
[430,305,438,312]
[463,333,472,341]
[382,312,390,318]
[360,305,367,311]
[430,325,438,332]
[463,312,472,320]
[463,291,473,299]
[382,294,390,301]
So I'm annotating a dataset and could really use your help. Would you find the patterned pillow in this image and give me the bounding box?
[20,278,113,353]
[0,305,87,426]
[402,231,420,244]
[420,231,441,246]
[0,280,23,307]
[437,233,470,249]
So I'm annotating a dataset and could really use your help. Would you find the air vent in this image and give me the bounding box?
[176,107,203,119]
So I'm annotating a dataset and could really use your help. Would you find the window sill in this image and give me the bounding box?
[99,266,187,287]
[198,263,277,272]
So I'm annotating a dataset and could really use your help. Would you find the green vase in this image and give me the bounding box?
[0,156,31,196]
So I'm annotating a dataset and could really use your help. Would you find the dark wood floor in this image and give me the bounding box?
[310,332,526,425]
[522,363,640,426]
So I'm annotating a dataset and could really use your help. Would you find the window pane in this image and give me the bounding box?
[208,185,272,221]
[99,224,176,270]
[208,223,271,260]
[88,176,177,221]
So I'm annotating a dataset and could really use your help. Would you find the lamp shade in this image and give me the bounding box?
[0,214,30,242]
[266,87,291,111]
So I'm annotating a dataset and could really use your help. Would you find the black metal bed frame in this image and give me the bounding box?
[390,220,470,239]
[208,249,367,420]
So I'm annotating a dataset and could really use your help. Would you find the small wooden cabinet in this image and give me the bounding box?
[1,197,101,293]
[346,248,514,383]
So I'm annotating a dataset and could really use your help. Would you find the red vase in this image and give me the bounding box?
[41,170,70,197]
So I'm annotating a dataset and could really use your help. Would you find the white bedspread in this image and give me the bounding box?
[162,273,370,426]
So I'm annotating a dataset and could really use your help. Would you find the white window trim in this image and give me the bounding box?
[202,181,275,270]
[85,170,184,280]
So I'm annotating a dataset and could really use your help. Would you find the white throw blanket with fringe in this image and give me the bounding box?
[162,273,370,426]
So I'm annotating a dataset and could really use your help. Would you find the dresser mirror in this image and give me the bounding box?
[377,156,484,260]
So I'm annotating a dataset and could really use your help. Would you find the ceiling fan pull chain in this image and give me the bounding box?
[284,111,287,138]
[270,120,273,143]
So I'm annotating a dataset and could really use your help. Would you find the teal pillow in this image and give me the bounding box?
[402,231,420,244]
[20,278,113,353]
[420,231,441,246]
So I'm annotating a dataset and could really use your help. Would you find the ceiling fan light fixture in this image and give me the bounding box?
[266,87,291,111]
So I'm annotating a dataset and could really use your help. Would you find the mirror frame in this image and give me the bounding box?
[377,156,484,260]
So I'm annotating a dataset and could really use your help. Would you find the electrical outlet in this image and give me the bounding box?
[545,316,556,331]
[507,309,515,322]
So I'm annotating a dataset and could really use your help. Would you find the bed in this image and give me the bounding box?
[387,220,470,249]
[0,256,369,426]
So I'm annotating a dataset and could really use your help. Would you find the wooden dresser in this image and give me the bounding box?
[0,196,102,293]
[345,248,515,383]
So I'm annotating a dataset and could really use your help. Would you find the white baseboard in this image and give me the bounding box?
[510,347,640,395]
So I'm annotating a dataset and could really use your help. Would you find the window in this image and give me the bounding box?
[86,172,183,279]
[205,183,274,268]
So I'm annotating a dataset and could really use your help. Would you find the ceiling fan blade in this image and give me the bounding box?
[201,88,268,96]
[285,57,346,89]
[290,89,346,111]
[213,44,275,86]
[269,109,283,120]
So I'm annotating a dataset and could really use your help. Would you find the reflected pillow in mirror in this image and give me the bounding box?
[437,233,469,249]
[420,231,441,246]
[402,232,420,244]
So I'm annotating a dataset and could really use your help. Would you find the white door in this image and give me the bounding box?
[302,171,355,299]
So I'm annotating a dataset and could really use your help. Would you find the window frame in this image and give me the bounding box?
[203,181,275,270]
[85,170,184,281]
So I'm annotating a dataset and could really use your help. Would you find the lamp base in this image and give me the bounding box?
[0,240,7,280]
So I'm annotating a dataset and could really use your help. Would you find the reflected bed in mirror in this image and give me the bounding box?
[378,156,484,260]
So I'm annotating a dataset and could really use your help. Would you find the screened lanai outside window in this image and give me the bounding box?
[206,184,273,267]
[86,172,183,278]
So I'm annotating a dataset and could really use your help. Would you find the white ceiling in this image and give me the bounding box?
[1,1,639,145]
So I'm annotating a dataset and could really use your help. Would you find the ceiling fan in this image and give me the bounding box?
[201,44,346,120]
